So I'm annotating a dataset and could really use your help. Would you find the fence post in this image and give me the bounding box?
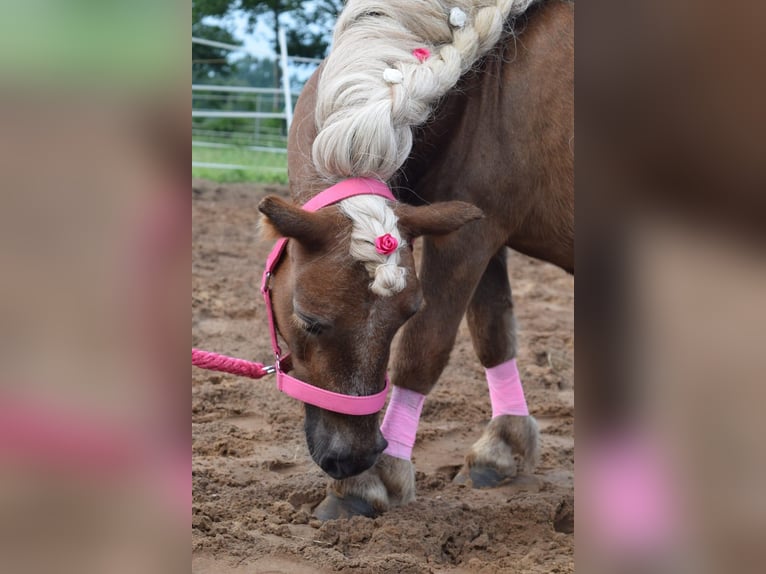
[255,96,261,144]
[278,27,293,131]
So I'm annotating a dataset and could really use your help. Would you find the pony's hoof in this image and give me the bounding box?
[313,491,377,521]
[469,464,512,488]
[453,464,512,489]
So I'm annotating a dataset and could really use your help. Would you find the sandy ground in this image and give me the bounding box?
[192,180,574,573]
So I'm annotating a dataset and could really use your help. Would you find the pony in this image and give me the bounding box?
[258,0,573,519]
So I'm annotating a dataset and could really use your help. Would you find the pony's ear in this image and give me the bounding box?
[395,201,483,238]
[258,196,329,247]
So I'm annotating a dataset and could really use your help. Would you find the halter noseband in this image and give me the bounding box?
[260,178,396,416]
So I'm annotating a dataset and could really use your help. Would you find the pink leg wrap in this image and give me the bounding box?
[380,386,425,460]
[486,358,529,417]
[587,432,678,553]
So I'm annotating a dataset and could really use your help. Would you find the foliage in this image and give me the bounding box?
[192,22,238,83]
[282,1,344,59]
[193,0,343,58]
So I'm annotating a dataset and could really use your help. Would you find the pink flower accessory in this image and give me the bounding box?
[412,48,431,62]
[375,233,399,255]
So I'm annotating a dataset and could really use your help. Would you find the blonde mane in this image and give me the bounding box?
[318,1,536,295]
[313,0,535,182]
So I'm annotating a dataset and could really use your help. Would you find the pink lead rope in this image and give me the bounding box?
[192,178,396,416]
[191,348,275,379]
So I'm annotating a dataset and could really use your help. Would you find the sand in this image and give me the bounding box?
[192,180,574,573]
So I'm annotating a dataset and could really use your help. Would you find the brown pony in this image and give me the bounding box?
[258,0,573,519]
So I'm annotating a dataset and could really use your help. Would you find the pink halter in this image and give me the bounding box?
[260,178,396,415]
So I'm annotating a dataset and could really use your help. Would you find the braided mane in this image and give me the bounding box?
[314,1,536,295]
[313,0,535,182]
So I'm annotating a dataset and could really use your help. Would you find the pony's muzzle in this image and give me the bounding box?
[314,433,388,480]
[305,404,389,479]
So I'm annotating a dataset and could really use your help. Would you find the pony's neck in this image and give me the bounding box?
[287,64,340,205]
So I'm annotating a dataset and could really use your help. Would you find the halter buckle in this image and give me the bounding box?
[262,271,273,293]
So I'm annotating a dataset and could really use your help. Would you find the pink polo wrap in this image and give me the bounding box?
[380,386,425,460]
[486,358,529,417]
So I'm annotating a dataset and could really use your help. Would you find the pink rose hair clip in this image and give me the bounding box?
[375,233,399,255]
[412,48,431,63]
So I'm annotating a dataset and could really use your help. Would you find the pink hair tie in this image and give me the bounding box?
[412,48,431,62]
[375,233,398,255]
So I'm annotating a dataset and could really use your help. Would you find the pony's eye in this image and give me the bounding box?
[302,320,324,336]
[295,312,327,336]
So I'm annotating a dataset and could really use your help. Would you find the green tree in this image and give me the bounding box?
[193,1,238,82]
[194,1,343,60]
[284,0,343,59]
[192,23,238,83]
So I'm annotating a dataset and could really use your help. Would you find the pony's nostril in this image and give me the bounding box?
[319,450,379,480]
[319,456,344,480]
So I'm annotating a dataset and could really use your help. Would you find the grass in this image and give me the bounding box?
[192,144,288,184]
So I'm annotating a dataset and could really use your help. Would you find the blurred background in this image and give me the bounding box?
[0,2,190,573]
[577,1,766,572]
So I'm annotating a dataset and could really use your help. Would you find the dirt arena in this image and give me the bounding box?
[192,181,574,573]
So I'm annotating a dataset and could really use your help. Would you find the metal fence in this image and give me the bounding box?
[192,30,321,178]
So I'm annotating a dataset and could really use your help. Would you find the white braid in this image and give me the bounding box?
[338,196,407,297]
[313,0,536,182]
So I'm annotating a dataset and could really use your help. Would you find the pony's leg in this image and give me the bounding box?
[455,248,540,487]
[314,232,494,520]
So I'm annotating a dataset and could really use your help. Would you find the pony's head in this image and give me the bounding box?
[259,192,481,479]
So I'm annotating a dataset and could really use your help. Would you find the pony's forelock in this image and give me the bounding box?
[338,196,408,297]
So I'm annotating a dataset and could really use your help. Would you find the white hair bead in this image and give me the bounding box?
[449,7,467,28]
[382,68,403,84]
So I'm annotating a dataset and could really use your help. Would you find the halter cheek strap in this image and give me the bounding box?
[260,178,396,416]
